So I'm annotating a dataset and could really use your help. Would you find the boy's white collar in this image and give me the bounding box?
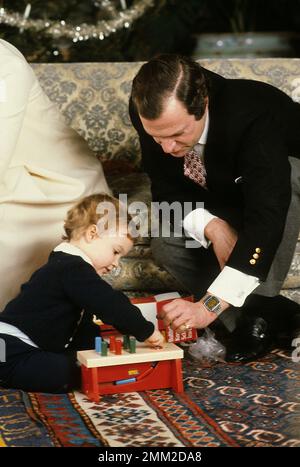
[54,242,94,267]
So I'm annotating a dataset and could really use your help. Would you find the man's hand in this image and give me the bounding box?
[204,218,238,270]
[160,298,218,332]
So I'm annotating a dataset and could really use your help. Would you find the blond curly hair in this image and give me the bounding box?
[62,193,134,241]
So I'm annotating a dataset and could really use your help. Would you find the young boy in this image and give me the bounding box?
[0,193,164,393]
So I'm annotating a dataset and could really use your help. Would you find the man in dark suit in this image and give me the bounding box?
[129,54,300,361]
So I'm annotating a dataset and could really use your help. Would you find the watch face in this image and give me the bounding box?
[206,296,219,309]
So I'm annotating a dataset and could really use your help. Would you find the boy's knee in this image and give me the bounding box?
[50,355,80,393]
[8,352,80,393]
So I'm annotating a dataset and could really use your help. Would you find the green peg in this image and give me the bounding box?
[129,337,136,354]
[101,340,108,356]
[123,335,130,350]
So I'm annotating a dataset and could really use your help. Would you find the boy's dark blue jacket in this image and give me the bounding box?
[0,251,154,352]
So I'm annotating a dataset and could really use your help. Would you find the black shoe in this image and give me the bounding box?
[244,294,300,336]
[225,316,273,363]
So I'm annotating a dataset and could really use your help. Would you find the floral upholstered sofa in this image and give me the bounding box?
[32,59,300,302]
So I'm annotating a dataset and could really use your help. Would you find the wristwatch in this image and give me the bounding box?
[203,295,222,316]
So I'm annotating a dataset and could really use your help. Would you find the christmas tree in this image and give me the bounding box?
[0,0,200,62]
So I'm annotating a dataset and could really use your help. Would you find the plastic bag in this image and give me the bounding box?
[188,328,226,363]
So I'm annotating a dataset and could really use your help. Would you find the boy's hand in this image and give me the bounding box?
[145,330,165,348]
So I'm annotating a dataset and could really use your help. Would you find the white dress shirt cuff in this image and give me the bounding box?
[208,266,260,307]
[183,208,217,249]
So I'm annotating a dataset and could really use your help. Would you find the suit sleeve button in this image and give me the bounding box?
[250,259,256,265]
[255,248,261,253]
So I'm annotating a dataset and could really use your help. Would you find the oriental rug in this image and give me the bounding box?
[0,349,299,447]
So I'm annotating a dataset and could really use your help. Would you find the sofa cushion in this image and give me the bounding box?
[32,62,142,171]
[32,59,300,172]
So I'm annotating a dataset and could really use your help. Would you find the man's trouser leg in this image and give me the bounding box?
[151,232,239,331]
[254,157,300,297]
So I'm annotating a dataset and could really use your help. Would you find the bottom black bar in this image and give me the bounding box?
[0,446,296,465]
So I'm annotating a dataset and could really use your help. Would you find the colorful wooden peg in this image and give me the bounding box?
[95,336,102,353]
[129,337,136,354]
[123,335,130,350]
[109,336,116,352]
[101,340,108,356]
[115,339,122,355]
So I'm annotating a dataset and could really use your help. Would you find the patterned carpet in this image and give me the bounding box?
[0,348,300,447]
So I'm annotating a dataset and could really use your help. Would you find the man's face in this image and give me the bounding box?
[140,96,207,157]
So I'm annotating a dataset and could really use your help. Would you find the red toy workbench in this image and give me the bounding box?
[77,342,184,403]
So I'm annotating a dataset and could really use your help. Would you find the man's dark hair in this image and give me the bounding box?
[131,54,209,121]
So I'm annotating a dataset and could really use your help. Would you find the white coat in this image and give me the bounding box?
[0,40,111,310]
